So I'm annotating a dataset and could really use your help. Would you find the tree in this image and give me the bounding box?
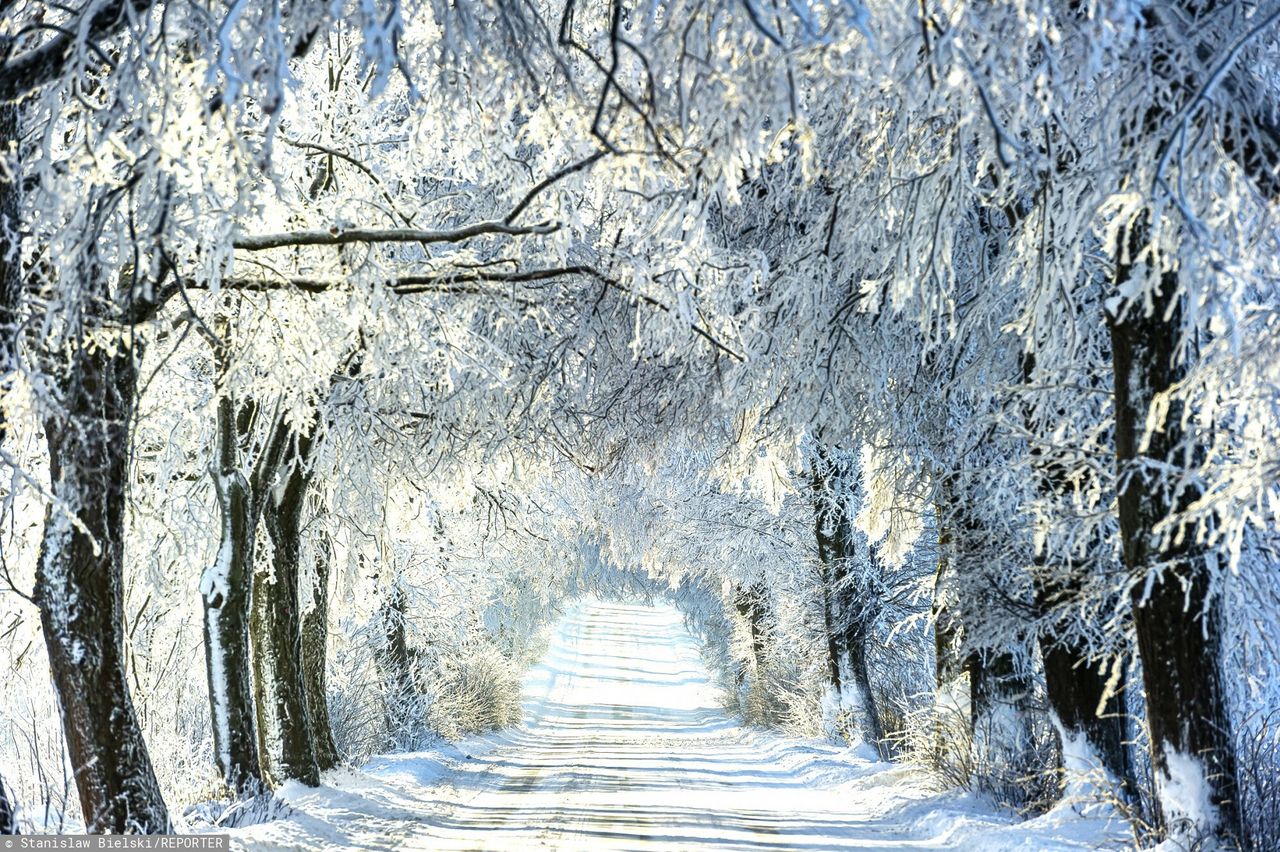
[1100,1,1280,836]
[0,771,17,834]
[302,532,341,771]
[809,444,886,748]
[252,421,324,786]
[33,300,171,833]
[202,388,266,796]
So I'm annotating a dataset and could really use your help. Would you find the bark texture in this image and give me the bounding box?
[251,427,321,787]
[246,348,357,785]
[1109,221,1238,835]
[301,535,340,771]
[0,100,20,448]
[201,395,264,795]
[1038,626,1131,789]
[34,338,170,833]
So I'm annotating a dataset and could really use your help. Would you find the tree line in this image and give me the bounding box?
[1,1,1278,849]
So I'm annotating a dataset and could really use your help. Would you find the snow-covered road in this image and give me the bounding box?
[231,600,1120,851]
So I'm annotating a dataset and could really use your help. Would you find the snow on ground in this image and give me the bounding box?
[228,599,1128,850]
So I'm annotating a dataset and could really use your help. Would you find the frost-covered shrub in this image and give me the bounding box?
[897,697,973,792]
[765,653,826,738]
[325,584,555,761]
[327,632,401,763]
[1238,711,1280,852]
[896,678,1059,815]
[425,643,524,741]
[0,660,78,832]
[969,705,1060,815]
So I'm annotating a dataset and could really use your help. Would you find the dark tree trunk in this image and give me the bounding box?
[936,476,1039,781]
[814,516,844,690]
[954,507,1036,755]
[201,394,263,796]
[811,446,886,747]
[0,100,20,448]
[732,582,769,675]
[1099,4,1271,836]
[1109,221,1239,837]
[1020,354,1135,794]
[931,488,964,690]
[929,500,966,766]
[251,431,320,787]
[379,583,416,744]
[0,771,17,834]
[965,643,1036,750]
[833,532,886,748]
[732,582,772,722]
[246,346,358,785]
[34,339,170,833]
[1038,625,1132,790]
[301,534,340,771]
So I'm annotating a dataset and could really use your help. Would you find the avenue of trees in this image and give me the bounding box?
[1,0,1279,849]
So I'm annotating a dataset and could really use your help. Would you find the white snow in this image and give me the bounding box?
[225,599,1126,851]
[1158,748,1220,840]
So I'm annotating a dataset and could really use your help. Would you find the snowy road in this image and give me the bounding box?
[412,602,897,850]
[232,601,1118,851]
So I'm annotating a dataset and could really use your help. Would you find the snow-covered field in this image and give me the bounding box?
[229,600,1126,851]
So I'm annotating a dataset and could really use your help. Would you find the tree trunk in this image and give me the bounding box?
[811,446,886,747]
[965,644,1037,768]
[251,433,320,787]
[835,527,887,749]
[732,582,772,722]
[814,464,848,697]
[1038,627,1132,793]
[732,582,769,676]
[379,583,416,745]
[937,477,1039,786]
[1109,220,1239,837]
[247,347,357,784]
[0,99,20,448]
[34,339,170,833]
[931,482,968,766]
[301,534,340,771]
[0,771,17,834]
[932,489,964,689]
[1021,354,1135,795]
[200,394,263,796]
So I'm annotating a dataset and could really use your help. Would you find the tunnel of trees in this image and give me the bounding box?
[1,0,1279,848]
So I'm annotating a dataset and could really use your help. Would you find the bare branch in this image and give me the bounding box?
[504,150,607,224]
[232,220,560,251]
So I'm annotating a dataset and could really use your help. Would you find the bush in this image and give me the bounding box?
[894,684,1060,815]
[1239,710,1280,852]
[425,643,524,741]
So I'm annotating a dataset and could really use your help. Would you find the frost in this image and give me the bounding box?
[0,0,1276,843]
